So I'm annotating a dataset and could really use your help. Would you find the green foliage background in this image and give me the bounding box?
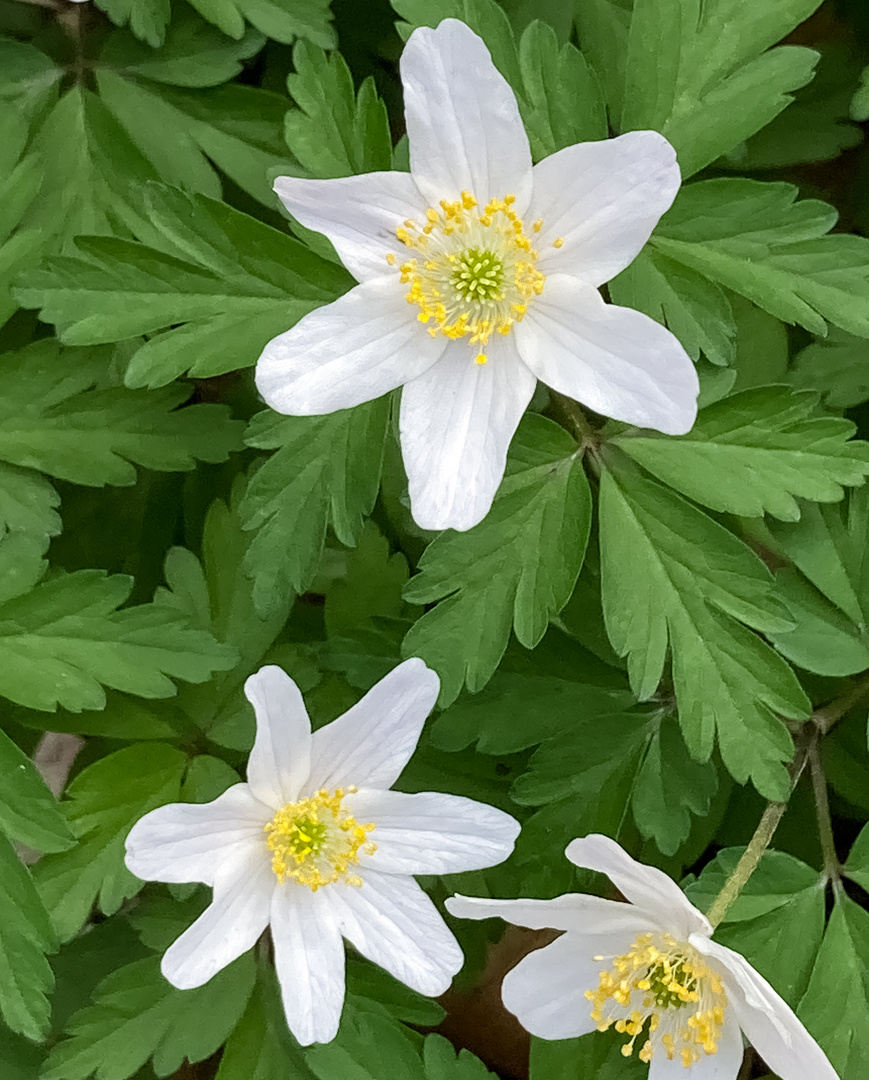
[2,0,869,1078]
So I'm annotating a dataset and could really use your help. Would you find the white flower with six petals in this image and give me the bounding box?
[447,834,839,1080]
[125,659,520,1045]
[255,19,699,532]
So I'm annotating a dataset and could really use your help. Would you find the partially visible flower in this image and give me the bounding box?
[447,834,838,1080]
[256,19,699,533]
[125,659,520,1045]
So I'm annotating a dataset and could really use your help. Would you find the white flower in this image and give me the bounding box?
[255,18,698,532]
[446,834,839,1080]
[124,659,520,1046]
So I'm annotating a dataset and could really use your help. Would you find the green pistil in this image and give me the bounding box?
[451,249,505,302]
[647,962,693,1010]
[288,815,327,857]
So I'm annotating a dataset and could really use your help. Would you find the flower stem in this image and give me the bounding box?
[549,391,597,448]
[808,740,843,895]
[705,677,869,929]
[706,799,788,930]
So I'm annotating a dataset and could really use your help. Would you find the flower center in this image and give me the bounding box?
[585,933,727,1068]
[386,191,561,365]
[264,787,376,891]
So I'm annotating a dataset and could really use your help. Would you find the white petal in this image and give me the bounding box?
[692,937,839,1080]
[399,335,536,531]
[401,19,532,212]
[125,784,269,886]
[446,892,663,940]
[255,278,446,416]
[516,275,698,435]
[345,789,519,875]
[648,1013,744,1080]
[271,884,346,1046]
[501,935,600,1040]
[565,834,711,940]
[307,658,439,792]
[161,846,274,989]
[324,869,463,995]
[244,666,312,810]
[273,172,427,283]
[531,132,680,286]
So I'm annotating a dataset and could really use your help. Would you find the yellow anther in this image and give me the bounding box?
[385,252,396,265]
[532,218,543,232]
[553,236,564,248]
[475,353,488,365]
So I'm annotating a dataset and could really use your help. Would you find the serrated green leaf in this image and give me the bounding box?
[619,0,821,177]
[402,415,591,707]
[0,1020,46,1079]
[240,398,390,616]
[0,539,236,713]
[42,952,255,1080]
[34,743,188,941]
[0,462,60,546]
[609,246,736,367]
[729,295,790,392]
[613,387,869,521]
[305,1005,423,1080]
[0,727,73,853]
[685,848,825,1005]
[188,0,335,46]
[722,45,864,169]
[598,455,809,797]
[0,834,56,1040]
[791,327,869,409]
[798,896,869,1079]
[0,39,62,121]
[516,20,607,157]
[651,179,869,339]
[631,715,718,856]
[15,184,349,388]
[94,0,172,47]
[346,959,446,1028]
[324,522,411,639]
[0,340,243,486]
[285,42,393,176]
[423,1035,496,1079]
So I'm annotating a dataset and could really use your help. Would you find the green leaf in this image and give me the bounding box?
[844,821,869,892]
[619,0,822,177]
[0,1021,46,1079]
[42,952,255,1080]
[325,522,411,638]
[0,39,62,121]
[685,848,825,1005]
[346,959,445,1028]
[94,0,172,47]
[15,184,349,389]
[630,715,718,856]
[240,398,390,616]
[798,896,869,1079]
[516,20,607,157]
[0,462,60,546]
[305,1006,423,1080]
[598,454,809,797]
[0,340,243,485]
[0,112,44,328]
[34,743,188,941]
[613,387,869,521]
[402,415,592,707]
[530,1030,647,1080]
[187,0,336,46]
[651,179,869,339]
[422,1035,497,1079]
[791,328,869,409]
[431,669,634,755]
[0,834,56,1040]
[0,727,73,853]
[215,969,317,1080]
[722,45,864,169]
[0,539,237,713]
[285,42,394,176]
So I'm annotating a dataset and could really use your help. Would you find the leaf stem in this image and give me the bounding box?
[549,391,597,448]
[808,740,843,895]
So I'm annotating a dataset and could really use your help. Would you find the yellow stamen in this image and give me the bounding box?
[553,236,564,248]
[264,787,376,892]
